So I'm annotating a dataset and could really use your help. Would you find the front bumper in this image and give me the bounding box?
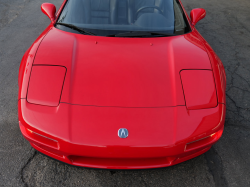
[18,99,225,169]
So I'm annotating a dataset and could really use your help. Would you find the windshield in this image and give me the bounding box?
[56,0,190,37]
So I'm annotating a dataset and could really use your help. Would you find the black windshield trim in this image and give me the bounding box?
[176,0,192,32]
[56,22,96,35]
[55,0,192,37]
[107,31,176,37]
[55,0,69,23]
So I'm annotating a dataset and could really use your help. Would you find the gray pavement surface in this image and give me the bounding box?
[0,0,249,186]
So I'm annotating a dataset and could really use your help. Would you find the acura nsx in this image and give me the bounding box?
[18,0,226,169]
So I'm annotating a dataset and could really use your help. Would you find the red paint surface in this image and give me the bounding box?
[190,8,206,26]
[181,70,218,110]
[41,3,56,22]
[27,66,66,107]
[19,99,225,169]
[33,28,213,107]
[18,0,226,169]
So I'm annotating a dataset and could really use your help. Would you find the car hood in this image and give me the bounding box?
[34,27,211,107]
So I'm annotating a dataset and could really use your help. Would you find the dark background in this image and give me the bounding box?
[0,0,249,186]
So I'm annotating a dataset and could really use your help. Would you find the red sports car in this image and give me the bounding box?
[18,0,226,169]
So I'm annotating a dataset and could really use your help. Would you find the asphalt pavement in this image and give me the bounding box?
[0,0,250,186]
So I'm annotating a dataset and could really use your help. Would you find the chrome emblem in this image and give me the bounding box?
[118,128,129,138]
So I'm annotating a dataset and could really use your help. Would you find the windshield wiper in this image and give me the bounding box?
[56,23,95,36]
[107,31,175,37]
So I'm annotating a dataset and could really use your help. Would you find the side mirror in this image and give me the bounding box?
[190,8,206,26]
[41,3,56,22]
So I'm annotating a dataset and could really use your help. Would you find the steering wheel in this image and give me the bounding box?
[136,6,164,20]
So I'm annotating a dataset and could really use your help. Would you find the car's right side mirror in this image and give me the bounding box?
[41,3,56,22]
[190,8,206,26]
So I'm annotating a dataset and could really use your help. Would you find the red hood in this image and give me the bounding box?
[34,27,211,107]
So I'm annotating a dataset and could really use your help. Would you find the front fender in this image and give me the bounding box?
[18,25,52,100]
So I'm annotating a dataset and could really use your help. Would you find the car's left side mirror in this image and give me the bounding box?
[41,3,56,22]
[190,8,206,26]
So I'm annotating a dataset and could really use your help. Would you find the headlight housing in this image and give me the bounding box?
[180,70,217,110]
[27,65,66,107]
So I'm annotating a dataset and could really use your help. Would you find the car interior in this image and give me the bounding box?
[58,0,187,34]
[72,0,174,24]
